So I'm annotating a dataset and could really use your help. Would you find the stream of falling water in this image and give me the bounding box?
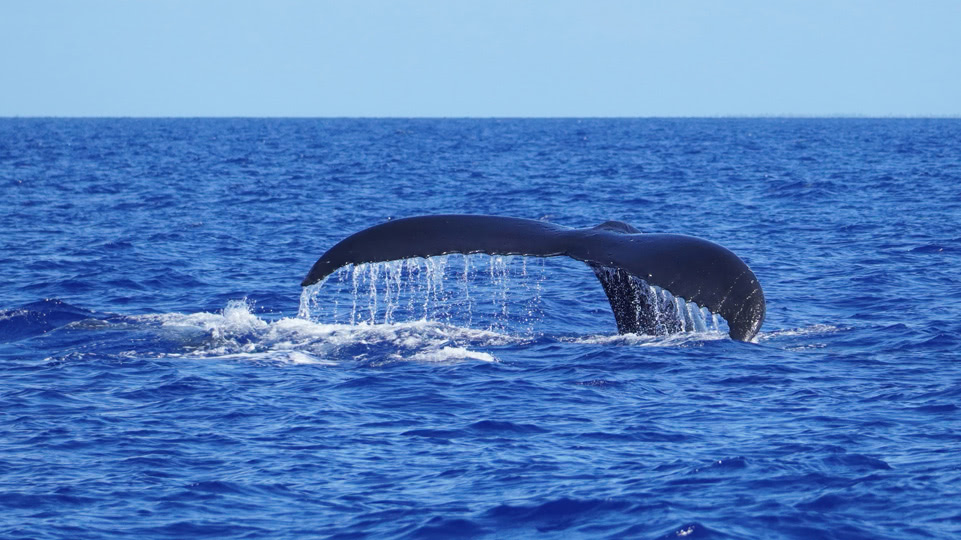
[298,254,547,334]
[591,266,726,335]
[298,254,725,337]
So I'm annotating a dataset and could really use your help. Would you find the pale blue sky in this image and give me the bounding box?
[2,0,958,117]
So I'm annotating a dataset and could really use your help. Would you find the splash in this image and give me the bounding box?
[147,299,514,365]
[136,258,733,365]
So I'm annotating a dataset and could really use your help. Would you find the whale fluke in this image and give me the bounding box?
[302,215,765,341]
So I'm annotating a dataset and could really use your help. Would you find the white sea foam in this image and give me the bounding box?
[565,329,728,347]
[756,324,841,341]
[141,299,515,365]
[399,346,496,363]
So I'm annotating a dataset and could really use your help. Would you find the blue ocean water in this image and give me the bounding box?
[1,118,960,539]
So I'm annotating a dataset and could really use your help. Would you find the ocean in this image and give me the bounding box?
[1,118,959,539]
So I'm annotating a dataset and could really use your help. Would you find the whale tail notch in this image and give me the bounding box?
[301,215,765,341]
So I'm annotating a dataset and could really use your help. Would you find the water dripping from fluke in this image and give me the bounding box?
[299,215,764,341]
[298,253,728,342]
[299,255,543,336]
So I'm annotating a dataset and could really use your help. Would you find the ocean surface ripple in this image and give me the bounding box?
[1,118,960,539]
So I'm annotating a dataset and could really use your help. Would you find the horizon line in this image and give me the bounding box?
[2,114,961,120]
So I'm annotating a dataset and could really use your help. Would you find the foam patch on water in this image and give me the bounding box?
[173,350,338,366]
[140,299,515,365]
[565,329,729,347]
[757,324,842,341]
[396,346,496,364]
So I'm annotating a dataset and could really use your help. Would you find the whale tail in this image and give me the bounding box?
[301,215,765,341]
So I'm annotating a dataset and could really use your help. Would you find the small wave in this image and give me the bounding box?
[406,517,489,538]
[0,299,96,343]
[652,522,727,539]
[910,243,957,254]
[911,403,958,414]
[483,496,632,531]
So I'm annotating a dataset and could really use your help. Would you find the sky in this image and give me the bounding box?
[1,0,959,117]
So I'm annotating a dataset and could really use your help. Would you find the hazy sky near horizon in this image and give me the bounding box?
[2,1,959,117]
